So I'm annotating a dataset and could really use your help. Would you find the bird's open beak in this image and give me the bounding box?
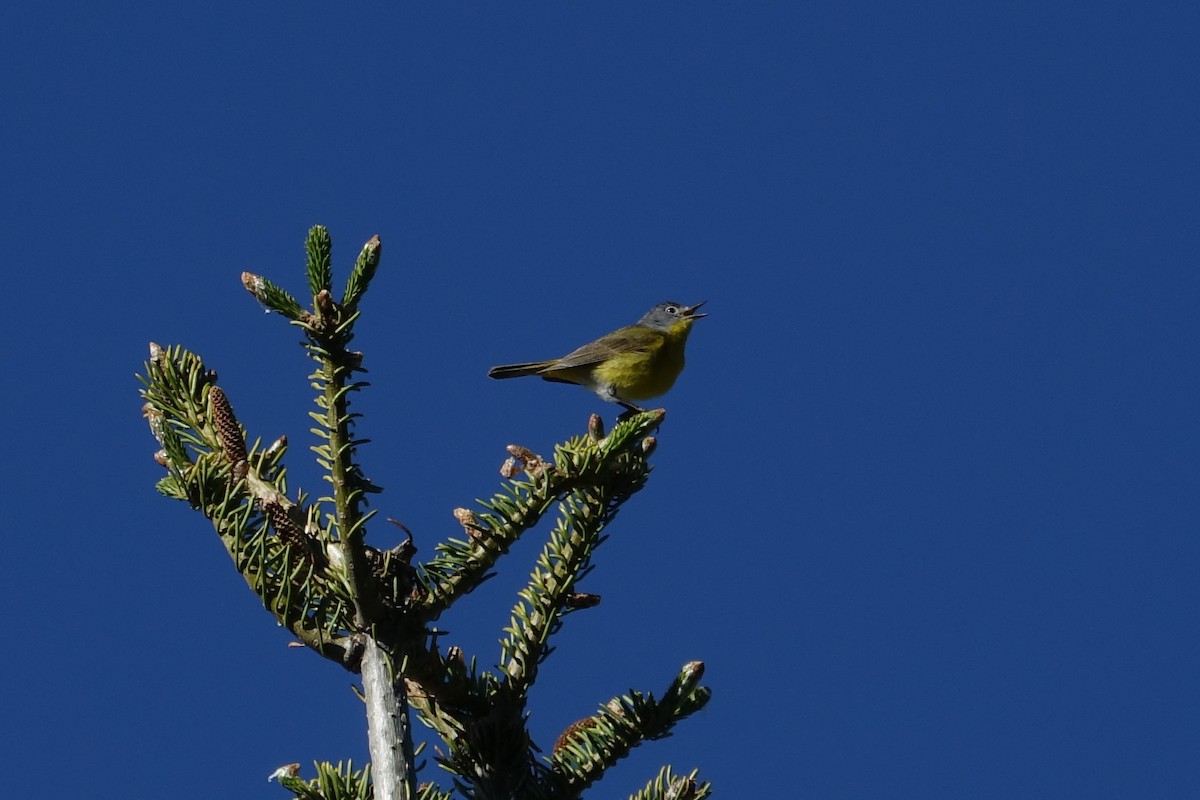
[683,301,708,319]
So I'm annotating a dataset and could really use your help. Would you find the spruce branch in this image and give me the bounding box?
[280,231,415,800]
[498,486,613,696]
[403,643,546,798]
[141,226,711,798]
[403,631,555,796]
[403,641,494,725]
[342,233,382,312]
[626,767,710,800]
[416,783,455,800]
[270,760,373,800]
[139,344,361,663]
[302,306,383,628]
[428,688,550,800]
[306,224,334,297]
[415,410,663,622]
[401,413,683,799]
[547,661,711,796]
[243,271,305,319]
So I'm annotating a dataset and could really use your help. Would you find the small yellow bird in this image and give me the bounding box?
[488,301,707,412]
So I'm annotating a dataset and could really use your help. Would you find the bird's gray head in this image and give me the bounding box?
[638,301,708,330]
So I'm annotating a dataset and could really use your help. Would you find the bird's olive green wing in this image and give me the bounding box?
[543,324,663,372]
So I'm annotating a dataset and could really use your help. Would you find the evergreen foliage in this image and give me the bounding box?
[138,226,710,799]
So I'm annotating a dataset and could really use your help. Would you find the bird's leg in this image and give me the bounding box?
[612,390,646,415]
[615,395,649,422]
[597,384,646,415]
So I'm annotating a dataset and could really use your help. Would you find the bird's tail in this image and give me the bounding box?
[487,360,556,379]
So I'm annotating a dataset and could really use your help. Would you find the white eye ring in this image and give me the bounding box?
[665,305,679,315]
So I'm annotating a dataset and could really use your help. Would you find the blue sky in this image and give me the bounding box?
[3,3,1198,798]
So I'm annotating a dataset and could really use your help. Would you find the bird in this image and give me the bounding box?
[487,301,707,413]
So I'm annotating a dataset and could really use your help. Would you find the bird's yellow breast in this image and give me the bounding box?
[592,319,695,401]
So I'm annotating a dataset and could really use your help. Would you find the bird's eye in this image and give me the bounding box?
[665,305,679,315]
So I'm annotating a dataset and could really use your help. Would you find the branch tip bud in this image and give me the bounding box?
[666,776,699,800]
[241,271,264,295]
[505,444,548,474]
[678,660,705,691]
[267,764,301,783]
[453,507,488,538]
[143,403,166,445]
[364,234,381,263]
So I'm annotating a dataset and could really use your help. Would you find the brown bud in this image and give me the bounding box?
[564,593,601,609]
[678,660,705,692]
[153,449,169,467]
[266,763,301,783]
[453,507,488,538]
[506,444,548,474]
[500,457,521,478]
[148,341,165,364]
[553,717,599,754]
[315,289,334,317]
[263,502,314,558]
[363,234,381,264]
[665,776,699,800]
[641,436,657,456]
[587,413,606,441]
[241,272,265,299]
[143,403,166,445]
[209,386,248,463]
[507,444,537,462]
